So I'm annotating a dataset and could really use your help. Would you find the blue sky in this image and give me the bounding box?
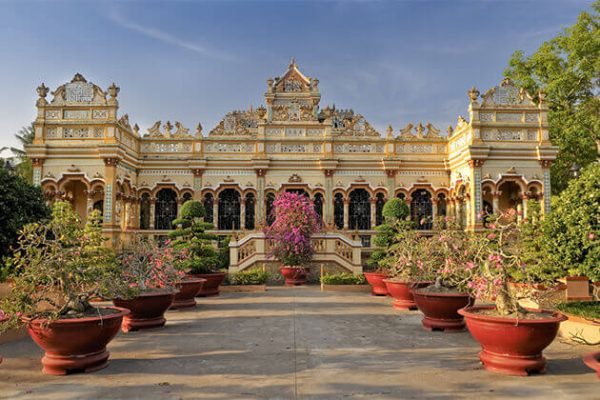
[0,0,594,151]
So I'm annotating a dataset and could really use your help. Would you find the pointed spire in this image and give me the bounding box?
[289,57,297,68]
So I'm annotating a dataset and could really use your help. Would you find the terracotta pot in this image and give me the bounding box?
[583,351,600,379]
[412,289,473,332]
[280,266,307,286]
[458,305,567,376]
[113,291,176,332]
[383,280,431,310]
[24,307,128,375]
[190,272,227,296]
[0,315,7,364]
[170,278,206,310]
[364,272,389,296]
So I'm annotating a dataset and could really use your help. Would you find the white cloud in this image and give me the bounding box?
[107,7,233,61]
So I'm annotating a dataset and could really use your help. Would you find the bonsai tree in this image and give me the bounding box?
[0,201,128,328]
[368,198,411,271]
[541,163,600,281]
[0,164,50,274]
[264,192,320,268]
[169,200,222,274]
[119,238,185,293]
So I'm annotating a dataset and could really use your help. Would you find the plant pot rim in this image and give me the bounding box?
[188,272,227,276]
[363,272,388,276]
[280,266,305,269]
[412,288,470,298]
[179,277,207,284]
[22,306,129,325]
[458,305,567,324]
[382,278,410,284]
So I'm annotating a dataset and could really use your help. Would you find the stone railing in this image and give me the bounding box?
[229,232,363,274]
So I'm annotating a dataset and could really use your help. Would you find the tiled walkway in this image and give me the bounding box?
[0,287,596,399]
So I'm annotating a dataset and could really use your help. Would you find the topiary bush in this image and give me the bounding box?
[367,198,412,271]
[382,198,409,222]
[180,200,205,219]
[541,163,600,281]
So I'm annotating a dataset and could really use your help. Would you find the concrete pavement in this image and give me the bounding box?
[0,286,597,399]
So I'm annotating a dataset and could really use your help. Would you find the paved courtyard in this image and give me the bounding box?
[0,287,597,399]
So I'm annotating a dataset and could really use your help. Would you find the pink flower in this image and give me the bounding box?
[589,233,596,240]
[486,233,497,240]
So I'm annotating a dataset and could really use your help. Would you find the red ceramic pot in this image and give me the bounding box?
[459,305,567,376]
[280,267,307,286]
[190,272,227,296]
[25,307,128,375]
[170,278,206,310]
[583,351,600,379]
[383,280,431,310]
[113,291,176,332]
[0,314,7,364]
[412,289,473,332]
[364,272,389,296]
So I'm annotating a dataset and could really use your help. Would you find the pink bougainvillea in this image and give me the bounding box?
[264,192,320,267]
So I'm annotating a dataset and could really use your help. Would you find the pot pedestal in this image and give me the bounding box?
[280,267,307,286]
[364,272,389,296]
[459,306,567,376]
[41,348,110,375]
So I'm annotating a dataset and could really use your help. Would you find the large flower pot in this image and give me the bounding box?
[364,272,389,296]
[113,291,176,332]
[583,351,600,379]
[280,267,307,286]
[0,314,7,364]
[24,307,128,375]
[190,272,227,297]
[170,278,206,310]
[383,280,431,310]
[412,289,473,332]
[458,305,567,376]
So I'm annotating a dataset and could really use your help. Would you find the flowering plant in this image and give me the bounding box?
[264,192,320,267]
[119,238,186,293]
[0,202,129,329]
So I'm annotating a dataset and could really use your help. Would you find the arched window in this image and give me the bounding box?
[182,192,193,204]
[218,189,241,230]
[334,193,344,229]
[155,188,178,230]
[375,193,385,226]
[411,189,433,230]
[349,189,371,230]
[92,200,104,216]
[203,193,214,224]
[245,193,255,230]
[313,193,324,222]
[266,192,276,226]
[437,193,447,217]
[139,193,150,229]
[285,188,308,198]
[396,192,406,201]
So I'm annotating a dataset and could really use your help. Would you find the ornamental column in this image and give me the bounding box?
[343,198,349,230]
[213,199,219,229]
[540,160,552,214]
[447,197,455,221]
[468,159,485,229]
[492,192,500,214]
[149,198,156,229]
[240,198,246,230]
[521,194,529,221]
[432,199,438,221]
[370,198,377,229]
[385,170,397,204]
[324,169,334,228]
[192,169,203,200]
[255,169,266,223]
[31,157,44,187]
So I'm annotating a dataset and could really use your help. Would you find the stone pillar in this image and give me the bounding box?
[492,192,500,214]
[213,200,219,229]
[521,194,529,221]
[240,198,246,230]
[465,198,471,228]
[102,158,119,231]
[31,157,44,187]
[149,198,156,229]
[324,169,334,227]
[468,159,485,229]
[447,198,455,221]
[370,198,377,229]
[256,169,266,223]
[540,160,552,215]
[192,169,203,200]
[386,170,396,204]
[432,199,438,221]
[343,199,349,230]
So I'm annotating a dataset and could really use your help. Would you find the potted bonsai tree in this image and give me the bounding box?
[0,202,130,375]
[458,210,568,376]
[411,218,476,331]
[366,198,411,296]
[113,238,184,332]
[170,200,226,297]
[264,192,320,285]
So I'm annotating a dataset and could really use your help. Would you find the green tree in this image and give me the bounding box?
[541,163,600,281]
[1,122,35,182]
[0,163,50,270]
[504,1,600,194]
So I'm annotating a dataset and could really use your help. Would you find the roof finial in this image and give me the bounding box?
[289,57,296,68]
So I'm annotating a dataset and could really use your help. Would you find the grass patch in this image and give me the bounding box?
[556,301,600,320]
[321,273,366,285]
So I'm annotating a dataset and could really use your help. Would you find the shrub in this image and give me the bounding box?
[541,163,600,281]
[228,268,270,285]
[0,202,129,330]
[556,301,600,320]
[0,164,50,267]
[180,200,205,219]
[320,272,366,285]
[382,198,409,222]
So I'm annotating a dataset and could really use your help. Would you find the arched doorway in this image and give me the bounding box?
[139,193,151,229]
[349,189,371,230]
[375,193,385,226]
[203,193,214,224]
[333,193,344,229]
[155,188,178,230]
[62,180,88,222]
[218,189,241,230]
[411,189,433,230]
[245,193,255,230]
[498,181,522,212]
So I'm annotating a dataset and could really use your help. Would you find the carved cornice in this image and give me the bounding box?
[103,157,119,167]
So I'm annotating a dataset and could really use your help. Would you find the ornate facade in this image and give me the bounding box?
[26,60,558,258]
